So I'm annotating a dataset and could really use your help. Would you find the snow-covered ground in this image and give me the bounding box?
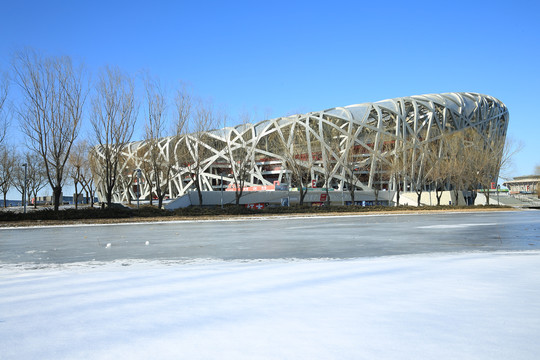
[2,251,540,359]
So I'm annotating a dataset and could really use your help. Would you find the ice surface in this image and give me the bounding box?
[1,211,539,264]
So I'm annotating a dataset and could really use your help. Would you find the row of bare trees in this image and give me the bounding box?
[269,124,516,207]
[11,50,85,210]
[88,67,227,209]
[1,48,212,210]
[0,49,142,210]
[384,129,517,206]
[0,141,96,208]
[3,48,260,210]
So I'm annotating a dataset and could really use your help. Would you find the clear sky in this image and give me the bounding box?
[1,0,539,198]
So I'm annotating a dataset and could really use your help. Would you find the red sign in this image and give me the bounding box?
[245,203,265,210]
[320,194,328,202]
[491,182,496,189]
[312,179,317,188]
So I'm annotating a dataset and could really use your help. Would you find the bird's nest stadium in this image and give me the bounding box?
[92,92,509,205]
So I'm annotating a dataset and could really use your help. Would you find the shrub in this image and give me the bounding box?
[0,202,511,223]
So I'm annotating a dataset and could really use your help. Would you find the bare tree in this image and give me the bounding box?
[11,151,45,206]
[342,135,373,205]
[408,138,433,207]
[90,66,137,207]
[445,133,467,205]
[425,139,446,206]
[0,71,10,147]
[185,101,219,206]
[448,129,520,206]
[169,84,193,199]
[461,130,492,205]
[0,145,15,207]
[495,136,523,185]
[116,153,137,205]
[83,152,98,207]
[137,144,155,205]
[319,122,343,206]
[479,135,522,205]
[388,136,409,206]
[12,158,26,206]
[68,139,96,206]
[12,49,86,211]
[143,73,172,209]
[68,140,89,209]
[342,147,360,205]
[276,119,314,206]
[223,113,256,206]
[25,152,47,208]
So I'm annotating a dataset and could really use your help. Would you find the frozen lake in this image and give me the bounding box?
[2,210,540,359]
[1,210,539,265]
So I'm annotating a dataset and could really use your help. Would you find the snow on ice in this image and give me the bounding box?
[1,251,540,359]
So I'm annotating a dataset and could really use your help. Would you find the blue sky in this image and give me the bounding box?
[1,0,539,197]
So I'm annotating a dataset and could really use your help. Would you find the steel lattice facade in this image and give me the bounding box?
[93,92,509,203]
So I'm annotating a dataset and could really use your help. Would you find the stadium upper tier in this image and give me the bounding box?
[92,92,509,203]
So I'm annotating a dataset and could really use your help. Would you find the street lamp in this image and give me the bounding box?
[220,172,224,209]
[287,173,291,207]
[136,169,142,210]
[22,163,27,214]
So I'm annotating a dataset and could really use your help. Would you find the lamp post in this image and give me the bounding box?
[220,172,224,209]
[22,163,27,214]
[287,173,291,207]
[136,169,142,210]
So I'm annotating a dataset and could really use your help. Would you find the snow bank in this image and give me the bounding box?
[1,252,540,359]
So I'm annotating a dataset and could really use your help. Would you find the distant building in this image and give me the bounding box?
[503,175,540,194]
[34,194,95,205]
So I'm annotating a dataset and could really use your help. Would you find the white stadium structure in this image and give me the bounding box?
[92,92,509,206]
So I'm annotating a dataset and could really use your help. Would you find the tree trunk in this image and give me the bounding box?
[53,186,62,211]
[299,186,307,206]
[235,188,244,206]
[106,189,113,208]
[453,189,460,206]
[74,182,79,210]
[325,187,330,206]
[416,189,422,207]
[195,175,203,207]
[3,193,6,208]
[471,189,477,206]
[32,190,38,209]
[395,175,401,206]
[436,187,442,206]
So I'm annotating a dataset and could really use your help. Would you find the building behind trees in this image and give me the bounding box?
[90,92,509,206]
